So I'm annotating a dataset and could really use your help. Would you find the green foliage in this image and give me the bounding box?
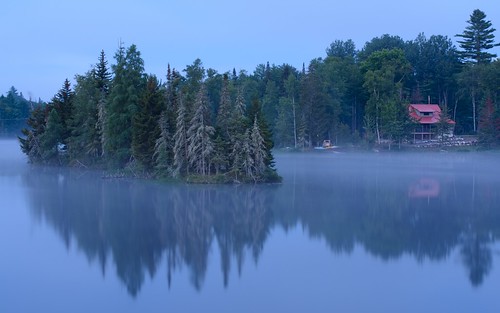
[19,104,48,162]
[105,44,145,167]
[39,108,64,164]
[456,9,499,64]
[173,96,188,177]
[17,14,500,179]
[357,34,406,62]
[132,75,164,170]
[362,49,412,144]
[154,111,174,175]
[50,79,74,146]
[478,98,500,147]
[326,39,356,58]
[187,84,215,176]
[0,87,31,136]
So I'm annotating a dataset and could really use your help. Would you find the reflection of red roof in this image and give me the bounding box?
[408,178,440,198]
[409,104,455,125]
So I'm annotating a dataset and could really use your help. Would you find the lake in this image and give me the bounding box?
[1,139,500,312]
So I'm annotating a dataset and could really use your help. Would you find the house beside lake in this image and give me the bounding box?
[409,104,455,142]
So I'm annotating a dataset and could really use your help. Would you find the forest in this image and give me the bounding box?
[13,9,500,180]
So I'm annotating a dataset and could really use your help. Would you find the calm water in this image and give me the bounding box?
[2,139,500,312]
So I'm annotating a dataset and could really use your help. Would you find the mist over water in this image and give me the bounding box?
[2,141,500,312]
[0,139,27,174]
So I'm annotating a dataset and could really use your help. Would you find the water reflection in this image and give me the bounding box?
[22,153,500,296]
[23,168,274,296]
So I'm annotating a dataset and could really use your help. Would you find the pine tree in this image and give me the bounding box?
[132,75,164,170]
[187,84,215,176]
[105,43,145,166]
[70,70,99,161]
[39,109,63,164]
[435,103,453,145]
[247,98,274,168]
[95,50,111,156]
[216,74,232,139]
[173,96,188,177]
[240,129,254,179]
[250,117,267,177]
[51,79,74,147]
[478,98,500,147]
[19,104,48,163]
[456,9,499,63]
[227,88,250,180]
[154,111,173,174]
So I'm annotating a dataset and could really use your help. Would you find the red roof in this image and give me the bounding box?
[410,104,441,113]
[409,104,455,124]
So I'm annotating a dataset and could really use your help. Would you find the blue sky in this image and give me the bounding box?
[1,0,499,101]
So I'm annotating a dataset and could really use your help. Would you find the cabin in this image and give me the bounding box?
[408,104,455,141]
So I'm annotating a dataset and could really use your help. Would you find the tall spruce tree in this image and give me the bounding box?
[68,51,110,163]
[19,104,48,163]
[51,79,74,148]
[173,96,188,177]
[95,50,111,156]
[154,111,174,175]
[247,98,274,168]
[70,70,100,162]
[105,44,145,166]
[216,74,232,139]
[187,84,215,176]
[456,9,499,64]
[132,75,164,170]
[250,117,267,177]
[39,109,63,164]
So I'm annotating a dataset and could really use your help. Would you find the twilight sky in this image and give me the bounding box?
[1,0,499,101]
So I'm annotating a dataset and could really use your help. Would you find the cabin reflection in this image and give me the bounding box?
[408,178,440,199]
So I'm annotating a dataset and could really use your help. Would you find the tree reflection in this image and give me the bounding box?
[23,154,500,295]
[461,232,492,286]
[24,168,274,296]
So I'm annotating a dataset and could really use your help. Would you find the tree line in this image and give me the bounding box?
[19,48,279,183]
[18,9,500,175]
[0,87,38,136]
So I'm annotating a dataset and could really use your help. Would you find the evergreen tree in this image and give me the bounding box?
[187,84,215,176]
[173,96,188,177]
[456,9,499,64]
[165,67,182,145]
[247,98,274,168]
[182,58,205,110]
[70,70,100,162]
[154,111,173,175]
[299,60,329,147]
[105,44,145,166]
[19,104,48,163]
[0,87,30,135]
[132,75,164,170]
[227,88,249,179]
[68,51,111,163]
[95,50,111,156]
[435,103,453,145]
[216,73,232,139]
[478,98,500,147]
[240,129,254,179]
[39,109,63,164]
[250,117,267,177]
[51,79,74,147]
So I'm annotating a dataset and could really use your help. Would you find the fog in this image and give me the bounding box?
[0,139,27,175]
[2,140,500,312]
